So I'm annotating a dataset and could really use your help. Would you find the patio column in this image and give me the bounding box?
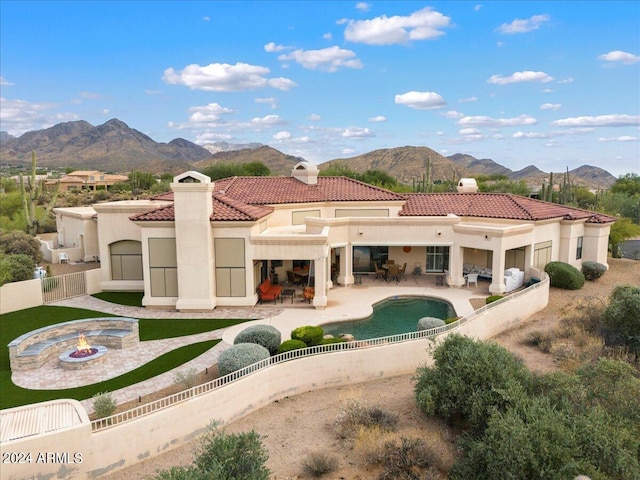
[312,257,327,309]
[489,248,507,294]
[342,244,355,286]
[448,245,465,287]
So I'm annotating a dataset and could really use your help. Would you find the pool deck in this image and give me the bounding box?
[12,274,488,413]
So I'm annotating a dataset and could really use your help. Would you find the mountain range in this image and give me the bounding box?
[0,119,617,189]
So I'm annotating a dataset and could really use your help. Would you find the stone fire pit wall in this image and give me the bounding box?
[8,317,139,371]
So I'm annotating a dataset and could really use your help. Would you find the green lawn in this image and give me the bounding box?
[92,291,144,307]
[0,306,253,410]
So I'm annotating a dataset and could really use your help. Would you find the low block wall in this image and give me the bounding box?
[0,279,549,480]
[0,279,43,315]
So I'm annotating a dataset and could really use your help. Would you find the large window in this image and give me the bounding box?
[534,241,552,270]
[353,246,388,273]
[110,240,142,280]
[426,246,449,272]
[215,238,246,297]
[149,238,177,297]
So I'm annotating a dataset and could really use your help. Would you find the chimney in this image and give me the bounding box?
[291,161,319,185]
[457,178,478,193]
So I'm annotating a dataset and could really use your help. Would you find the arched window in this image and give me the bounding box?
[110,240,143,280]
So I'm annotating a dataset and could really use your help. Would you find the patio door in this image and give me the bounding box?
[426,246,450,272]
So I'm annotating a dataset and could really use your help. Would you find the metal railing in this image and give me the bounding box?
[91,275,549,432]
[42,271,87,303]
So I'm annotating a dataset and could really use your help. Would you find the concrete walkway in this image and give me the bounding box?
[18,276,486,414]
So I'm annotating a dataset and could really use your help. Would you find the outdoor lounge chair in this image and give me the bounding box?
[58,253,69,263]
[466,273,479,288]
[303,286,315,303]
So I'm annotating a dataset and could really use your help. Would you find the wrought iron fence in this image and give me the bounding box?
[91,275,549,432]
[42,271,87,303]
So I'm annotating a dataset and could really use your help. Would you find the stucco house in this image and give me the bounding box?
[53,162,615,311]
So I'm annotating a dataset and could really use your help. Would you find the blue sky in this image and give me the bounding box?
[1,1,638,176]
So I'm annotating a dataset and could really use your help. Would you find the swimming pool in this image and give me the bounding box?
[322,296,456,340]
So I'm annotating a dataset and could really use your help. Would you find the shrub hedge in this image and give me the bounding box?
[277,339,307,354]
[291,325,324,346]
[485,295,504,304]
[217,343,270,377]
[233,324,282,355]
[544,261,585,290]
[417,317,446,331]
[581,261,607,281]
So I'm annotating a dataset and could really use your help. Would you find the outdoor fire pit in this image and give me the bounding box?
[58,334,108,370]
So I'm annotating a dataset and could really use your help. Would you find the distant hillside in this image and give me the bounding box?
[0,131,14,142]
[0,119,211,173]
[446,153,512,177]
[193,145,304,176]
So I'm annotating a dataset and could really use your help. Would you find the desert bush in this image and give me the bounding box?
[602,285,640,356]
[277,339,307,354]
[0,253,34,286]
[320,337,346,345]
[217,343,270,377]
[417,317,446,331]
[485,295,504,304]
[92,391,117,419]
[380,436,431,480]
[544,261,585,290]
[291,325,324,346]
[334,398,399,439]
[234,324,282,355]
[444,317,460,324]
[525,330,554,353]
[174,368,199,390]
[414,334,533,434]
[581,261,607,281]
[302,451,339,477]
[0,229,43,263]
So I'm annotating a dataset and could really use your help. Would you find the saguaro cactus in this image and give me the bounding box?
[19,151,60,235]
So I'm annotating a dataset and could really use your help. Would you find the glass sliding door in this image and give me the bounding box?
[353,246,388,273]
[426,246,450,272]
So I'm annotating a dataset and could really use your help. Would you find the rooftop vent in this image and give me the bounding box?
[291,161,319,185]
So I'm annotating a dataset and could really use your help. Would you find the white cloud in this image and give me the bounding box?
[1,76,15,86]
[513,131,548,139]
[255,97,278,109]
[264,42,290,53]
[102,109,110,115]
[193,131,233,144]
[459,96,478,103]
[203,16,210,22]
[273,130,292,140]
[442,110,464,119]
[344,7,452,45]
[187,103,234,124]
[341,127,375,138]
[598,136,638,142]
[162,62,297,91]
[496,14,550,34]
[540,103,562,111]
[474,5,482,12]
[368,115,386,122]
[395,91,446,110]
[0,97,79,135]
[552,114,640,127]
[323,32,332,40]
[458,114,537,127]
[598,50,640,65]
[488,71,553,85]
[356,2,371,12]
[278,46,363,72]
[557,77,574,84]
[308,113,321,121]
[250,114,286,126]
[459,127,481,135]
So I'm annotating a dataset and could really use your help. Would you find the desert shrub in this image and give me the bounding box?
[234,324,282,355]
[277,339,307,353]
[444,317,459,324]
[414,334,533,434]
[193,426,270,480]
[581,261,607,281]
[217,343,270,377]
[320,337,346,345]
[334,398,399,439]
[92,391,117,419]
[485,295,504,304]
[174,368,199,390]
[302,451,339,477]
[0,229,42,263]
[525,330,554,353]
[417,317,446,331]
[380,436,431,480]
[601,285,640,356]
[544,261,585,290]
[0,253,34,286]
[291,325,324,346]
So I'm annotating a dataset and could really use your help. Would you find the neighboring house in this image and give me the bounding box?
[46,170,129,192]
[54,162,615,311]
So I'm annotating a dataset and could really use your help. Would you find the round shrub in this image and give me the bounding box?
[486,295,504,304]
[544,261,585,290]
[291,325,324,346]
[581,261,607,281]
[417,317,446,331]
[320,337,346,345]
[218,343,270,377]
[277,339,307,354]
[234,324,282,355]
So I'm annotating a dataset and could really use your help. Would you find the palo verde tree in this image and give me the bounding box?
[19,151,60,235]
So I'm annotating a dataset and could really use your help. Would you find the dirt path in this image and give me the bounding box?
[103,258,639,480]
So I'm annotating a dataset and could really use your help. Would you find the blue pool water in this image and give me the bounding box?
[322,296,456,340]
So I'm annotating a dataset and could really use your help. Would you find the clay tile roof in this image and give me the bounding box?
[130,204,176,222]
[400,193,616,223]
